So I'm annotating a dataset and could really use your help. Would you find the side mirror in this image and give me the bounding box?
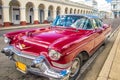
[103,24,109,29]
[95,28,103,33]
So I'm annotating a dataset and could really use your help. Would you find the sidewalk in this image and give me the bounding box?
[0,24,50,31]
[97,27,120,80]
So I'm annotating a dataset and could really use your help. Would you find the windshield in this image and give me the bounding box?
[52,15,86,28]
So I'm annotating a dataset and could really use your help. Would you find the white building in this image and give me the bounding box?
[111,0,120,18]
[92,0,98,16]
[0,0,94,27]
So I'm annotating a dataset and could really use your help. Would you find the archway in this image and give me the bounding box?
[78,9,80,14]
[65,7,68,14]
[9,0,20,25]
[26,2,34,24]
[39,4,45,23]
[56,6,61,16]
[74,9,76,14]
[81,10,83,14]
[70,8,73,14]
[83,10,85,14]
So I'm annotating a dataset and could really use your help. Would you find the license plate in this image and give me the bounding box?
[16,62,27,72]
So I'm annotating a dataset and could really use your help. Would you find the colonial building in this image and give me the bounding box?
[111,0,120,18]
[0,0,94,27]
[92,0,98,16]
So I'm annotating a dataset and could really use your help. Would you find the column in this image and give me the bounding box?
[2,6,10,27]
[61,7,65,15]
[44,9,48,20]
[67,8,70,14]
[34,7,39,24]
[20,7,26,25]
[53,8,56,19]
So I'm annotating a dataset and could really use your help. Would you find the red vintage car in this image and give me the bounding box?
[1,14,111,80]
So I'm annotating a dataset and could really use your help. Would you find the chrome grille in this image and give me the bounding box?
[13,54,33,66]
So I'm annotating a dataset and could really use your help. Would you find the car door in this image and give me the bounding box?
[81,19,95,55]
[92,18,105,48]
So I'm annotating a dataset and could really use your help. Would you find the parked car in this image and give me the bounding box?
[1,14,111,80]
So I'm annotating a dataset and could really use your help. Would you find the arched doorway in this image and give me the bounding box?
[26,2,34,24]
[48,5,53,22]
[65,7,68,14]
[56,6,61,16]
[81,10,83,14]
[83,10,85,14]
[9,0,20,25]
[0,0,3,26]
[70,8,73,14]
[78,9,80,14]
[39,4,45,23]
[74,9,76,14]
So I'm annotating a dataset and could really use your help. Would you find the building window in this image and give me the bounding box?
[114,12,117,18]
[30,8,33,12]
[48,10,51,17]
[16,15,20,20]
[113,4,116,9]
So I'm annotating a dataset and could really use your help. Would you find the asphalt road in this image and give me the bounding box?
[0,18,120,80]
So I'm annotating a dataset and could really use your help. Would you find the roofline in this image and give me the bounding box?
[59,14,99,19]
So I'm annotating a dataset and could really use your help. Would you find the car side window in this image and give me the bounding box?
[71,18,87,28]
[91,19,98,29]
[94,19,103,28]
[97,19,103,27]
[83,19,93,29]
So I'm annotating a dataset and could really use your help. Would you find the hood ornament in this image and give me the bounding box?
[18,43,31,50]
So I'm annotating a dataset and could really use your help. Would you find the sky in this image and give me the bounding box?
[70,0,112,12]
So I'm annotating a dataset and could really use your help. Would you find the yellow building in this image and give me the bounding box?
[0,0,93,27]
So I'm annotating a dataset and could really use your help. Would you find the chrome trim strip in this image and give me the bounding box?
[28,62,64,79]
[8,46,36,60]
[51,61,72,69]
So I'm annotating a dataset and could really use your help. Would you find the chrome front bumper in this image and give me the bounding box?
[1,46,70,79]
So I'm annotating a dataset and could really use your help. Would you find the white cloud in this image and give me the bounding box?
[70,0,111,12]
[95,0,111,12]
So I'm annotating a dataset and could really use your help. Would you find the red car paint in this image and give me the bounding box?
[3,15,111,69]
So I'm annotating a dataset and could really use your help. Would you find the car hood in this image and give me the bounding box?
[31,28,79,44]
[14,27,90,56]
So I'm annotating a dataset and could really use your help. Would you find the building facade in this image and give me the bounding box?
[92,0,98,16]
[0,0,94,27]
[111,0,120,18]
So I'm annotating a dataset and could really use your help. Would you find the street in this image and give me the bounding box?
[0,18,120,80]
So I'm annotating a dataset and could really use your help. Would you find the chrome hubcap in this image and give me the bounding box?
[70,58,80,77]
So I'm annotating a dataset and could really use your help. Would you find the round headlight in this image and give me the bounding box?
[4,37,10,43]
[49,50,61,60]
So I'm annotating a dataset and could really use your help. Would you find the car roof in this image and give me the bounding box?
[60,14,99,19]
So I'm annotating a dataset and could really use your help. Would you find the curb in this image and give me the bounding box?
[97,26,120,80]
[0,24,50,31]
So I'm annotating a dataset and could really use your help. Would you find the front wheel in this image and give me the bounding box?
[63,54,83,80]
